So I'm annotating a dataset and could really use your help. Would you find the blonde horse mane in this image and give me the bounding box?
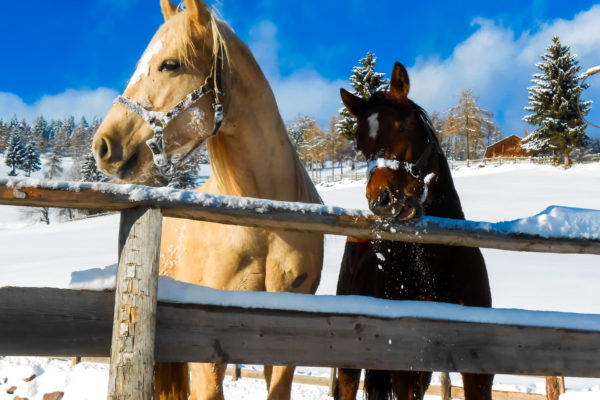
[166,4,321,204]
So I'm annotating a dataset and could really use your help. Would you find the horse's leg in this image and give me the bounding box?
[335,368,361,400]
[462,373,493,400]
[153,362,190,400]
[189,362,227,400]
[263,365,273,391]
[263,366,295,400]
[389,371,431,400]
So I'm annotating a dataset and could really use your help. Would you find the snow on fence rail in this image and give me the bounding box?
[1,179,599,254]
[1,178,600,400]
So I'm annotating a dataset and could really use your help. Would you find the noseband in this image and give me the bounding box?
[366,135,437,181]
[114,45,225,175]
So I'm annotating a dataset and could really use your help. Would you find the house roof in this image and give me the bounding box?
[486,135,522,150]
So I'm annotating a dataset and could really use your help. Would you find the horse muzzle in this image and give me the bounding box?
[368,190,422,221]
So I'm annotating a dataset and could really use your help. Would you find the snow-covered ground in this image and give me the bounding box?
[1,161,600,399]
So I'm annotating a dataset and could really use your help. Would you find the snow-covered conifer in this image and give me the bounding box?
[22,139,42,177]
[70,117,92,161]
[522,36,591,167]
[5,125,26,176]
[167,155,200,189]
[44,143,64,180]
[0,119,8,153]
[80,152,108,182]
[336,52,390,140]
[32,116,49,154]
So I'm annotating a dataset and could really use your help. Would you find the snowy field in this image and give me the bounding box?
[1,161,600,399]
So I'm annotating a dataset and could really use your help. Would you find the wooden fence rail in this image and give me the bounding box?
[1,180,599,255]
[1,286,600,378]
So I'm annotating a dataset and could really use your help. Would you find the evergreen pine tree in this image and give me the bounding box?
[336,52,390,140]
[5,124,26,176]
[0,119,7,153]
[70,118,90,161]
[2,116,19,153]
[80,152,108,182]
[53,124,70,157]
[167,155,199,189]
[32,116,49,155]
[44,143,64,180]
[522,36,591,167]
[22,139,42,177]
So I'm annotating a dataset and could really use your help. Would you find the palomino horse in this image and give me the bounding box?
[334,63,493,400]
[92,1,324,399]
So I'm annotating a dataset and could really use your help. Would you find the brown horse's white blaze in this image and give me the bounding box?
[92,1,323,399]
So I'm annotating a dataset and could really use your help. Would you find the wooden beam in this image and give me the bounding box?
[107,208,162,400]
[0,180,599,255]
[2,287,600,378]
[0,287,112,357]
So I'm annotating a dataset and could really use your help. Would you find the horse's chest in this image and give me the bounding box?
[361,241,445,301]
[161,220,269,288]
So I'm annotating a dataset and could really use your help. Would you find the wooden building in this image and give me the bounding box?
[484,135,531,158]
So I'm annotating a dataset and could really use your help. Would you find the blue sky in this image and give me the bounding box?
[1,0,599,137]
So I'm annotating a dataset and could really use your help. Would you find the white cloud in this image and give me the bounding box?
[407,5,600,135]
[248,20,346,127]
[0,88,119,122]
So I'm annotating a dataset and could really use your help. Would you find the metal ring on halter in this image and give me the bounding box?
[577,65,600,129]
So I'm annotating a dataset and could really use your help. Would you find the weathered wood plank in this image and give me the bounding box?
[0,287,113,356]
[1,287,600,378]
[0,180,599,255]
[107,208,162,400]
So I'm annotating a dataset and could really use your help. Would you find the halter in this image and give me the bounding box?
[114,44,225,175]
[366,136,437,181]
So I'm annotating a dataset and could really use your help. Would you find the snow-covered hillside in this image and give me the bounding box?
[1,162,600,399]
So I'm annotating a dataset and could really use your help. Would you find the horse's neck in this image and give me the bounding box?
[426,154,466,220]
[208,117,301,200]
[205,40,313,202]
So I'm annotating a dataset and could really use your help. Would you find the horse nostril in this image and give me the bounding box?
[377,190,391,207]
[98,138,110,161]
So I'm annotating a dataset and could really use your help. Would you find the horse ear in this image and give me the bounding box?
[160,0,178,21]
[340,88,367,118]
[388,62,410,102]
[184,0,212,26]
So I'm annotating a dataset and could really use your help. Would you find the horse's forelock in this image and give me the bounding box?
[162,7,229,72]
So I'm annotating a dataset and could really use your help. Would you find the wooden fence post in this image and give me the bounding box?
[328,368,337,397]
[440,372,451,400]
[545,376,564,400]
[232,364,241,381]
[108,207,163,400]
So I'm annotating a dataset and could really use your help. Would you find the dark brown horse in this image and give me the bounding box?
[334,62,493,400]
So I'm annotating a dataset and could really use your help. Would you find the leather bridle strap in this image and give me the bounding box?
[114,45,226,175]
[367,138,437,181]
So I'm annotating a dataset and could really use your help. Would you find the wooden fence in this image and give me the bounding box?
[1,178,599,400]
[311,154,600,184]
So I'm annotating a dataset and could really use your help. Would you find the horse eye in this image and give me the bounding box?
[159,60,180,72]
